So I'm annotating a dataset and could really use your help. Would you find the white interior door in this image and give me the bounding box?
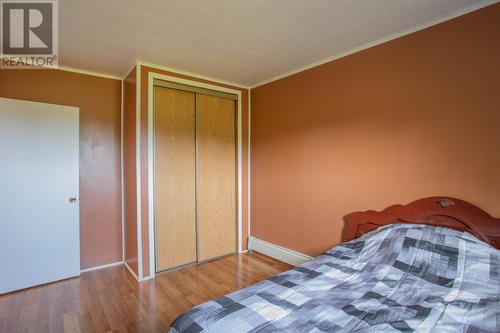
[0,97,80,294]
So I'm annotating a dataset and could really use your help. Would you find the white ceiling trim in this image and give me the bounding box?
[44,60,251,87]
[46,65,122,81]
[251,0,499,89]
[137,60,251,89]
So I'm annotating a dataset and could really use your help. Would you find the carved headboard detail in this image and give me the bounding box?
[342,197,500,249]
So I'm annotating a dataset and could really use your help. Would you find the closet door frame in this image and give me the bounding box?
[147,72,243,277]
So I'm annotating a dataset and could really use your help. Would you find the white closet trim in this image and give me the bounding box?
[146,72,243,280]
[136,64,143,280]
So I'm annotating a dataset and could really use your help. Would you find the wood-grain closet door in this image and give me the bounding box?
[155,86,196,272]
[196,94,236,261]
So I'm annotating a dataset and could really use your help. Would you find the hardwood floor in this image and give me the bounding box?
[0,252,291,333]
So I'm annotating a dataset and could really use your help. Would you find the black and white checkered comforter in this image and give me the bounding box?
[169,224,500,332]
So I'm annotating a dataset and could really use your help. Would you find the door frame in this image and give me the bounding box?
[147,72,243,277]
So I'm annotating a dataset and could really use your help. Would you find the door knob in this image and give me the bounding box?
[69,197,77,203]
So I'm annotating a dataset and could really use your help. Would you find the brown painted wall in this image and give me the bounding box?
[0,69,123,270]
[139,65,250,277]
[250,4,500,256]
[123,67,138,274]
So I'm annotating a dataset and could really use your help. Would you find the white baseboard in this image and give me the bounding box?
[80,261,123,274]
[124,262,140,281]
[248,236,313,266]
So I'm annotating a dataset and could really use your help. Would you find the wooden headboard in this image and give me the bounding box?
[342,197,500,249]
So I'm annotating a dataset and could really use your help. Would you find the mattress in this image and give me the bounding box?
[168,224,500,332]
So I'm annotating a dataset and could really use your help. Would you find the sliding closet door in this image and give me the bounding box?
[196,94,236,261]
[154,87,197,271]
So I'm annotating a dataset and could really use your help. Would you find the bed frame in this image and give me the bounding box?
[342,196,500,249]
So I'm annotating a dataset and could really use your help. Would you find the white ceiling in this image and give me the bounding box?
[58,0,495,86]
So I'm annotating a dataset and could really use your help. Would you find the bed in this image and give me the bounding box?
[168,197,500,332]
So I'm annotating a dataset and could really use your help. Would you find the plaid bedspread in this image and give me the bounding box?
[169,224,500,332]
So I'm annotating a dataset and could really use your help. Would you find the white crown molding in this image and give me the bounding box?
[250,0,499,89]
[248,236,313,266]
[53,65,122,81]
[121,63,138,80]
[136,60,250,89]
[80,261,123,274]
